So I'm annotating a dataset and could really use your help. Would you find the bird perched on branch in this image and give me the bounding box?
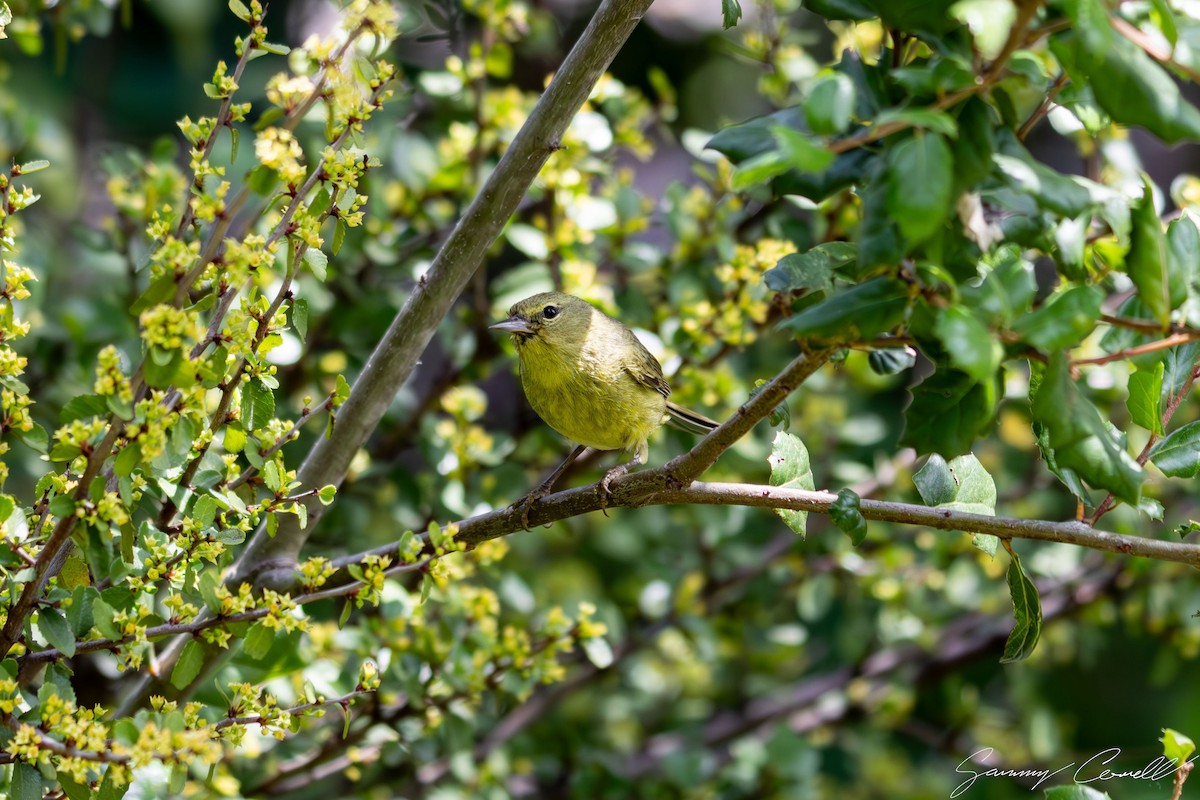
[491,291,719,524]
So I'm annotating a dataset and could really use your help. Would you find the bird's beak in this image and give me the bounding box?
[489,316,535,335]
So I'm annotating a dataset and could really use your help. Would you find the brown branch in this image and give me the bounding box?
[1072,332,1200,366]
[1111,14,1200,84]
[228,0,662,593]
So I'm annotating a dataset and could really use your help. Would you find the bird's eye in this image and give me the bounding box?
[543,305,558,319]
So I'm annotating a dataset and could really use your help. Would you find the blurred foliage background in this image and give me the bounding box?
[3,0,1200,798]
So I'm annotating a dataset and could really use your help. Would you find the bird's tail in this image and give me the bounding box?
[665,401,719,436]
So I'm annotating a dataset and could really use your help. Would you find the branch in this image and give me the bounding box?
[624,564,1123,777]
[229,0,659,591]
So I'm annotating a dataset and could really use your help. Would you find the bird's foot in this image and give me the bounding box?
[597,462,633,516]
[510,484,552,530]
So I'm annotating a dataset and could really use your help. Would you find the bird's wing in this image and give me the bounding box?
[620,328,671,398]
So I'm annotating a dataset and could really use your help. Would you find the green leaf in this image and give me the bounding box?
[214,528,247,544]
[886,132,954,245]
[241,377,276,431]
[874,107,958,138]
[915,453,998,553]
[1149,420,1200,477]
[1043,784,1111,799]
[828,488,867,545]
[901,368,997,458]
[763,242,856,293]
[97,767,131,800]
[768,431,815,536]
[303,248,328,281]
[731,151,790,190]
[722,0,742,28]
[992,153,1109,218]
[1031,352,1145,504]
[143,346,182,389]
[1011,285,1103,352]
[243,621,275,659]
[776,277,908,341]
[15,159,50,175]
[199,572,223,615]
[804,72,855,135]
[318,484,337,505]
[1161,728,1196,763]
[292,297,309,343]
[1000,548,1042,662]
[933,306,1002,382]
[1127,176,1175,327]
[114,442,141,477]
[60,393,110,423]
[1062,27,1200,145]
[229,0,251,21]
[11,761,43,800]
[92,598,120,640]
[951,0,1016,59]
[1127,361,1164,436]
[171,639,206,690]
[38,607,76,657]
[770,126,835,173]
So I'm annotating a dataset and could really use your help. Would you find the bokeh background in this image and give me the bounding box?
[5,1,1200,797]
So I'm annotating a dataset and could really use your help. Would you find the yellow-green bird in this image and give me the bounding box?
[491,292,718,516]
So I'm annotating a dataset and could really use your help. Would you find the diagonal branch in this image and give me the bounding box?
[229,0,660,592]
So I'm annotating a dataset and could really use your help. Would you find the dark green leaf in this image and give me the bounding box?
[763,242,856,293]
[769,431,815,536]
[171,639,205,690]
[992,152,1109,218]
[960,249,1035,325]
[776,277,908,341]
[1127,176,1176,327]
[1031,352,1145,503]
[1001,549,1042,662]
[829,488,867,545]
[1127,361,1164,436]
[1011,285,1103,352]
[934,306,1002,382]
[722,0,742,28]
[885,132,954,245]
[856,172,906,270]
[38,607,76,657]
[1061,28,1200,144]
[901,368,997,457]
[803,0,874,20]
[952,97,997,191]
[1149,420,1200,478]
[11,761,42,800]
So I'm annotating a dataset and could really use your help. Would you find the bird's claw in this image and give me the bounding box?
[510,486,550,530]
[597,464,629,517]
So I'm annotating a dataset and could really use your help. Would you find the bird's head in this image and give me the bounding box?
[489,292,596,349]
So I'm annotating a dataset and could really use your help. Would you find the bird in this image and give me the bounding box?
[490,291,719,523]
